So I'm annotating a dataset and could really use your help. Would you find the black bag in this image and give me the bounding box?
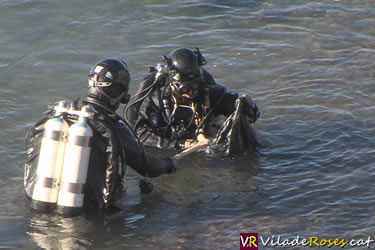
[214,96,259,156]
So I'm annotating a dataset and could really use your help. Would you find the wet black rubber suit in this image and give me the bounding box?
[24,100,176,209]
[125,69,258,150]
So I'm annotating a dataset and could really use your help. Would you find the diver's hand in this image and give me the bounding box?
[183,134,209,149]
[241,95,260,123]
[183,139,195,149]
[197,133,209,144]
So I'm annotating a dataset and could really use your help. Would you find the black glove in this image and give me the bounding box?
[241,95,260,124]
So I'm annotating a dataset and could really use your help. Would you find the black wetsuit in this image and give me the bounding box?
[24,101,175,209]
[125,69,240,149]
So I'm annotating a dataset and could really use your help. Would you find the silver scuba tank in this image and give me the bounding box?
[56,105,93,217]
[30,102,69,213]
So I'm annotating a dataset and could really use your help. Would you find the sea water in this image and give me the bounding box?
[0,0,374,249]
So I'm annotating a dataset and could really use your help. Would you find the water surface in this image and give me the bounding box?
[1,0,375,249]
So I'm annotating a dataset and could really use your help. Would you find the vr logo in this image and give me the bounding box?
[240,233,258,250]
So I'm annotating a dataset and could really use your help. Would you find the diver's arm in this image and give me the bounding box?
[143,154,177,177]
[209,85,260,122]
[122,126,176,177]
[209,85,239,117]
[126,148,176,178]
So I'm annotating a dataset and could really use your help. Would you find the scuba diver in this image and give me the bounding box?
[24,59,176,217]
[124,47,260,154]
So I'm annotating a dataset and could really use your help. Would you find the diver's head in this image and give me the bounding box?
[87,58,130,111]
[166,48,206,102]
